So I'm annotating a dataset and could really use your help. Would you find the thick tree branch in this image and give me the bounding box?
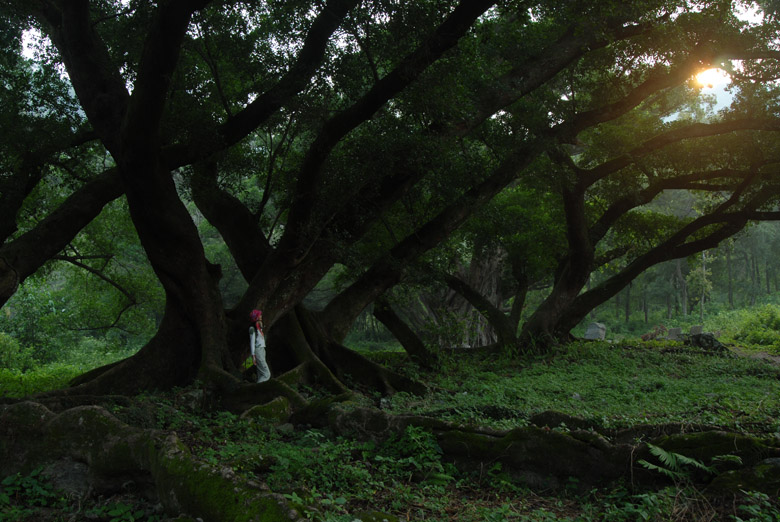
[121,0,211,155]
[589,167,760,244]
[279,0,497,264]
[373,297,439,368]
[161,0,360,169]
[190,161,272,279]
[562,185,779,334]
[466,16,665,136]
[318,141,542,334]
[580,119,780,186]
[0,168,123,308]
[33,0,130,153]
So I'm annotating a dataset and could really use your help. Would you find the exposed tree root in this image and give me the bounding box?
[267,307,427,397]
[0,401,304,522]
[321,404,780,493]
[3,399,780,522]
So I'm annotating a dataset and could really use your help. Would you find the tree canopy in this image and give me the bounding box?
[3,0,780,398]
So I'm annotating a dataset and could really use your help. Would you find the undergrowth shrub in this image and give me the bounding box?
[379,425,449,483]
[731,304,780,353]
[265,431,377,497]
[0,467,67,520]
[0,364,82,398]
[0,332,34,371]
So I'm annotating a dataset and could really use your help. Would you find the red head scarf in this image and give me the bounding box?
[250,309,263,333]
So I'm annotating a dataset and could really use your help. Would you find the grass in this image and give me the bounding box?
[0,364,83,398]
[383,341,780,434]
[3,341,780,520]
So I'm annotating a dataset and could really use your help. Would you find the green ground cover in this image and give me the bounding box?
[3,341,780,521]
[385,342,780,434]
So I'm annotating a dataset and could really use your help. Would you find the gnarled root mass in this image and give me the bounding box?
[3,399,780,521]
[0,401,305,522]
[323,405,780,494]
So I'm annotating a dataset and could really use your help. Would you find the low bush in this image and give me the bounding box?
[0,364,83,398]
[0,333,34,372]
[730,304,780,353]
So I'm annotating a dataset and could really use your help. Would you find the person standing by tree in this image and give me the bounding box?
[249,310,270,383]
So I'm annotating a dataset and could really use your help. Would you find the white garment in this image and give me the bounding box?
[249,326,271,382]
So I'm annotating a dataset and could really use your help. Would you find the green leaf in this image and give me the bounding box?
[637,459,684,480]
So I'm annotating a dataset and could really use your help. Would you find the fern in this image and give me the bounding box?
[637,459,686,480]
[638,443,716,481]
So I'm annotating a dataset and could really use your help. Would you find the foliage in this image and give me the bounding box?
[0,277,74,365]
[730,304,780,353]
[384,342,780,432]
[0,364,83,398]
[0,467,66,521]
[5,343,780,520]
[734,491,780,522]
[638,443,715,481]
[0,332,33,371]
[0,466,162,522]
[84,502,162,522]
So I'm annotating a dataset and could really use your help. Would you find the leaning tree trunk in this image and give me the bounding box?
[373,297,440,369]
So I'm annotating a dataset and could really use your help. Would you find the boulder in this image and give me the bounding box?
[584,323,606,340]
[685,333,727,352]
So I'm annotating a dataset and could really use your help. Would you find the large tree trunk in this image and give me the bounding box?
[63,162,237,395]
[676,259,688,316]
[624,281,632,323]
[123,161,236,385]
[65,300,201,395]
[727,246,734,308]
[519,252,592,348]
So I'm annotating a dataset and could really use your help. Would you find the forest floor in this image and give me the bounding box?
[732,346,780,366]
[2,340,780,521]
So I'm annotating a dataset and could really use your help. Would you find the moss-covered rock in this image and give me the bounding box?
[241,396,291,424]
[437,425,632,490]
[290,393,355,427]
[353,510,400,522]
[326,405,456,442]
[709,458,780,496]
[651,431,780,466]
[149,442,300,521]
[0,401,306,522]
[1,401,59,475]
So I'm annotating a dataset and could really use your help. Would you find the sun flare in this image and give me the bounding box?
[695,67,730,89]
